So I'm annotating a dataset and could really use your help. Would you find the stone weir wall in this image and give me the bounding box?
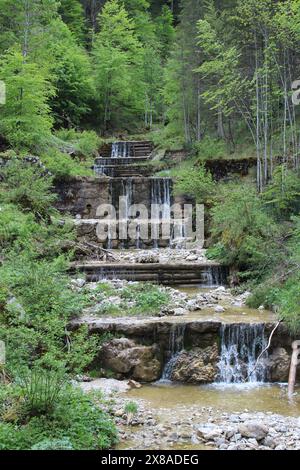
[71,317,298,384]
[55,176,173,219]
[55,176,187,249]
[73,263,228,286]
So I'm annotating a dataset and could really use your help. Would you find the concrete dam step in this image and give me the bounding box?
[72,262,229,286]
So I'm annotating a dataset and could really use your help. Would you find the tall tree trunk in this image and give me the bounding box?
[217,106,225,140]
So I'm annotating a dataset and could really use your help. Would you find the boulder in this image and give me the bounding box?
[214,305,226,313]
[101,338,161,382]
[238,421,268,441]
[266,347,291,382]
[169,345,219,384]
[197,424,223,441]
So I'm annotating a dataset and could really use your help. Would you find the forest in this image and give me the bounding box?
[0,0,300,452]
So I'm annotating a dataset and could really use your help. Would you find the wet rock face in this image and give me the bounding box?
[169,345,219,384]
[101,338,161,382]
[266,347,291,382]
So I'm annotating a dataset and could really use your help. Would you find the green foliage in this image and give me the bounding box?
[58,0,86,43]
[193,137,227,160]
[0,385,117,450]
[92,0,145,131]
[208,183,278,278]
[246,283,278,310]
[83,282,170,317]
[0,49,54,151]
[263,165,300,220]
[17,368,65,417]
[174,163,215,203]
[124,401,138,415]
[276,277,300,335]
[48,20,94,127]
[0,254,99,373]
[41,148,93,179]
[31,437,73,450]
[122,283,170,313]
[55,129,100,159]
[274,215,300,333]
[0,160,56,219]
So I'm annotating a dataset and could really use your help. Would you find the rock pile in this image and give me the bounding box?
[195,412,300,450]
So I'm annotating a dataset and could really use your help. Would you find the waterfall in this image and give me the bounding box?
[151,178,172,247]
[121,179,133,220]
[94,164,114,177]
[111,142,131,159]
[217,323,268,384]
[202,266,228,288]
[162,324,186,381]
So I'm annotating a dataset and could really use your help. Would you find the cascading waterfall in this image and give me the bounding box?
[94,164,114,177]
[111,142,131,159]
[121,179,133,220]
[162,324,186,381]
[202,266,229,288]
[217,323,268,384]
[151,178,172,248]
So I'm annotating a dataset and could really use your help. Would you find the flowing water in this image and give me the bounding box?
[112,142,132,158]
[218,323,268,384]
[162,324,186,381]
[151,178,172,248]
[128,382,300,417]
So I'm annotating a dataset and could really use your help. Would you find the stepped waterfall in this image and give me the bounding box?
[217,324,268,384]
[111,142,132,158]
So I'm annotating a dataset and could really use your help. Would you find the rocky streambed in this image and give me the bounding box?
[80,379,300,451]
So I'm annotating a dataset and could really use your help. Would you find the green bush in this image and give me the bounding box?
[174,164,215,203]
[0,256,98,373]
[121,284,170,314]
[276,277,300,335]
[208,183,279,279]
[246,283,279,310]
[193,136,227,160]
[263,165,300,220]
[17,368,65,418]
[31,438,74,450]
[41,148,93,179]
[0,159,56,220]
[0,386,118,450]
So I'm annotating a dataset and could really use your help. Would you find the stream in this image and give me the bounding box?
[116,383,300,450]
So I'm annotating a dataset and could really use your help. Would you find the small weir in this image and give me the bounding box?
[76,263,228,286]
[154,322,269,384]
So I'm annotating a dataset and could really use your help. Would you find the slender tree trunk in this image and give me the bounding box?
[255,38,262,192]
[196,77,201,141]
[23,0,30,60]
[217,106,225,140]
